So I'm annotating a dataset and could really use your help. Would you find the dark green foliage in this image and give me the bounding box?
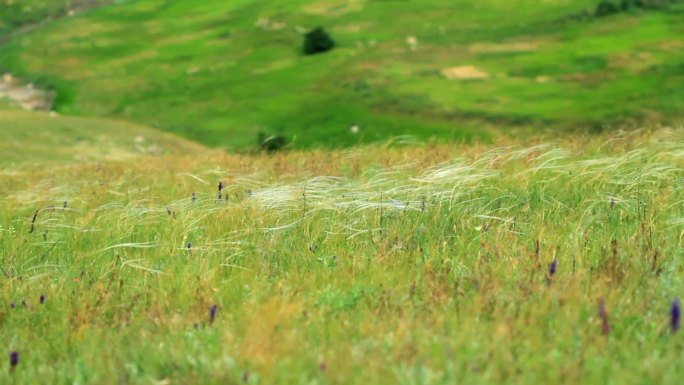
[601,0,678,16]
[303,27,335,55]
[621,0,643,10]
[596,1,621,16]
[257,132,287,152]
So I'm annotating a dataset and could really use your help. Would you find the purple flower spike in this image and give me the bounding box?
[40,295,45,305]
[209,304,218,325]
[9,351,19,370]
[671,299,681,334]
[549,259,558,277]
[598,298,610,335]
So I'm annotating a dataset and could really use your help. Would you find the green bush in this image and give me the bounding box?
[257,132,287,152]
[303,27,335,55]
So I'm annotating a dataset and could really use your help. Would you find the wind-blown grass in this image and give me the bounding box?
[1,128,683,384]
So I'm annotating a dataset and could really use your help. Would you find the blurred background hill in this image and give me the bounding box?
[1,0,683,150]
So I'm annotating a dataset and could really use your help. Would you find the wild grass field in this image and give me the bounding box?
[1,127,683,384]
[1,0,683,149]
[1,1,683,384]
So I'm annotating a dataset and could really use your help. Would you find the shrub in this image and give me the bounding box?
[257,132,287,152]
[303,27,335,55]
[596,1,621,16]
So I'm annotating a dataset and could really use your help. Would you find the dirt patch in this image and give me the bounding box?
[303,0,363,16]
[469,41,539,54]
[337,22,373,33]
[608,52,655,71]
[659,40,684,51]
[0,74,54,111]
[441,66,489,80]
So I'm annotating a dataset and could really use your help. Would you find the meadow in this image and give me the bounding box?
[1,1,684,384]
[1,0,684,149]
[1,127,683,384]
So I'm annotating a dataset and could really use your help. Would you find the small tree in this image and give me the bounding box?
[303,27,335,55]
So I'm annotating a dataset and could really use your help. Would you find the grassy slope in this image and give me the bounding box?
[0,109,207,164]
[0,0,69,33]
[1,127,683,384]
[1,0,683,149]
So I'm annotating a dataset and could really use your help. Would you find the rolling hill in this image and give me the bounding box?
[0,0,683,150]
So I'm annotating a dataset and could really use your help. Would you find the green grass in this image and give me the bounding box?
[0,127,683,384]
[1,2,683,384]
[0,110,206,164]
[0,0,68,33]
[0,0,112,35]
[1,0,683,149]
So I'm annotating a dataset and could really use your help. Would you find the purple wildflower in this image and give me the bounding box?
[40,295,45,305]
[10,302,15,309]
[598,298,610,335]
[549,259,558,276]
[671,299,681,334]
[209,304,218,325]
[9,351,18,371]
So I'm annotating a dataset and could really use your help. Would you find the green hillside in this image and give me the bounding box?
[1,0,683,149]
[2,2,684,383]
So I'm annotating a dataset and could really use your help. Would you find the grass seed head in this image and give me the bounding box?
[218,182,224,200]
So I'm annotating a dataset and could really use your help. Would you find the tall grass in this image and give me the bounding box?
[0,128,682,384]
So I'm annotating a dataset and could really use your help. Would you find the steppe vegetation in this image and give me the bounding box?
[1,128,683,384]
[1,1,683,384]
